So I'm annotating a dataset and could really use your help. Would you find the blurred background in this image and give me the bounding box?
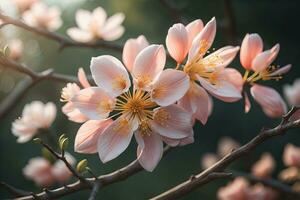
[0,0,299,199]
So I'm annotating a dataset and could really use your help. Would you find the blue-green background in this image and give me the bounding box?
[0,0,299,199]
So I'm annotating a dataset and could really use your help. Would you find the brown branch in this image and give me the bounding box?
[37,139,86,183]
[0,56,84,120]
[14,146,171,200]
[0,182,31,197]
[0,13,122,52]
[150,107,300,200]
[88,182,101,200]
[231,171,300,198]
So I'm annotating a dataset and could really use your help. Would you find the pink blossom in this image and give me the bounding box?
[23,157,54,187]
[283,78,300,106]
[67,7,125,43]
[12,0,39,12]
[278,167,300,182]
[22,2,62,31]
[218,177,250,200]
[201,153,218,169]
[61,68,90,123]
[12,101,56,143]
[251,153,275,179]
[23,153,75,186]
[71,44,193,171]
[217,137,240,157]
[7,39,24,60]
[283,144,300,168]
[51,153,75,183]
[240,33,290,118]
[247,184,278,200]
[166,18,242,124]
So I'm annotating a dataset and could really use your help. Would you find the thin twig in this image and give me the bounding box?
[150,108,300,200]
[15,146,171,200]
[88,182,101,200]
[0,13,122,52]
[0,182,31,197]
[38,140,87,183]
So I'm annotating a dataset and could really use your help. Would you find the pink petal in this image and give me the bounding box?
[161,129,194,147]
[97,116,134,163]
[90,55,130,97]
[132,45,166,90]
[67,28,94,43]
[251,44,280,72]
[198,76,242,102]
[166,23,189,63]
[135,131,163,172]
[151,105,193,139]
[268,64,292,77]
[203,46,240,69]
[122,35,149,72]
[220,68,244,92]
[75,119,112,154]
[101,26,125,41]
[186,19,204,49]
[151,69,190,106]
[75,9,92,30]
[71,87,115,120]
[244,92,251,113]
[78,68,91,88]
[91,7,107,28]
[178,83,211,124]
[102,13,125,34]
[188,17,216,63]
[250,84,287,118]
[240,33,263,70]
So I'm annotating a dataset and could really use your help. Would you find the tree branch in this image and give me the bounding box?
[0,182,31,197]
[88,182,101,200]
[0,13,122,52]
[150,108,300,200]
[13,146,171,200]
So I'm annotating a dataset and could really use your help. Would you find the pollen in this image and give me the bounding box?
[154,108,170,126]
[113,76,127,91]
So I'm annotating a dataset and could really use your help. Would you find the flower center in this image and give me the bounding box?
[114,90,157,135]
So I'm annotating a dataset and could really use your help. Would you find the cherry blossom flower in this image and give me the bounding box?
[12,0,39,12]
[51,153,76,183]
[201,153,218,169]
[23,153,75,186]
[23,157,54,187]
[61,68,90,123]
[7,39,23,60]
[71,44,193,171]
[217,137,240,157]
[240,33,291,117]
[218,177,250,200]
[283,78,300,106]
[22,2,62,31]
[166,18,242,124]
[251,153,275,179]
[283,144,300,168]
[11,101,56,143]
[278,167,300,182]
[67,7,125,43]
[247,184,278,200]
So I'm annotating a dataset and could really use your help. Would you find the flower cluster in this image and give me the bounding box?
[12,101,56,143]
[58,17,294,172]
[217,143,300,200]
[23,153,75,187]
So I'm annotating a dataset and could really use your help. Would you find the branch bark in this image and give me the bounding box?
[0,13,122,52]
[150,109,300,200]
[12,146,171,200]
